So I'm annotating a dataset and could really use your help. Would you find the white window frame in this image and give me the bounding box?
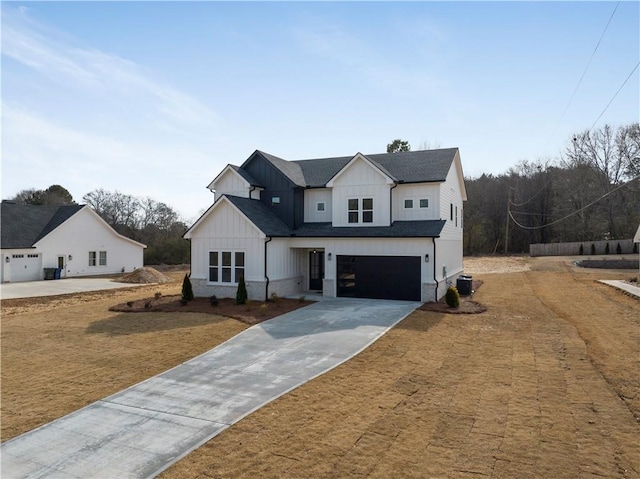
[316,201,326,212]
[403,198,414,209]
[99,251,107,266]
[208,250,245,284]
[419,198,429,208]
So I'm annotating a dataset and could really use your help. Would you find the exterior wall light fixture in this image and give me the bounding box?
[424,254,429,263]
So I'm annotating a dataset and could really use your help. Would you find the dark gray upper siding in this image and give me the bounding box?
[225,195,446,238]
[1,203,84,249]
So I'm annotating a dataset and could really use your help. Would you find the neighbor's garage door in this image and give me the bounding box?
[10,254,42,282]
[337,255,421,301]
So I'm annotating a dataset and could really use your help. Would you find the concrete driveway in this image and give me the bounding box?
[1,297,420,479]
[0,278,144,300]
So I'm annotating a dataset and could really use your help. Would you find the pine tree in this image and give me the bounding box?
[181,274,194,302]
[236,276,248,305]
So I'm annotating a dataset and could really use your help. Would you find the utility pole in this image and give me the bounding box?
[504,188,510,254]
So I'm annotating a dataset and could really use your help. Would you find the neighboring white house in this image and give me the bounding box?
[1,202,145,283]
[185,148,467,302]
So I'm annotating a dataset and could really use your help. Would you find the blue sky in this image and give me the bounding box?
[2,1,639,222]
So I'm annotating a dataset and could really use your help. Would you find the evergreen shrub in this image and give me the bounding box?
[445,286,460,308]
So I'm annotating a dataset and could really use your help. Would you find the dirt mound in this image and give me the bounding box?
[117,267,173,284]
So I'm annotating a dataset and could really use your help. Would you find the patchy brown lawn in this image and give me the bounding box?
[2,258,639,479]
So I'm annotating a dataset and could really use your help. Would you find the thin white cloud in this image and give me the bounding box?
[292,21,445,99]
[2,6,219,132]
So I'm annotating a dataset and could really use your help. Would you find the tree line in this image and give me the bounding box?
[464,123,639,254]
[6,123,638,262]
[5,186,190,265]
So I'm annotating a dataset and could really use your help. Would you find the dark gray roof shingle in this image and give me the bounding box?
[223,195,445,238]
[1,203,84,249]
[230,165,262,187]
[292,220,446,238]
[292,148,458,187]
[224,195,291,237]
[257,151,307,187]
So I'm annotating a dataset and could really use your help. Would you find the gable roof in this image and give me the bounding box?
[221,196,446,238]
[259,148,459,187]
[1,203,84,249]
[326,152,395,187]
[224,195,292,237]
[207,164,263,191]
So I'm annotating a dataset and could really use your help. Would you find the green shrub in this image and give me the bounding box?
[181,273,194,302]
[236,276,248,305]
[590,243,596,255]
[445,286,460,308]
[579,244,584,255]
[605,243,610,255]
[616,242,622,254]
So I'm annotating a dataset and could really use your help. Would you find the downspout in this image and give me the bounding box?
[433,238,438,301]
[389,182,398,225]
[264,236,272,301]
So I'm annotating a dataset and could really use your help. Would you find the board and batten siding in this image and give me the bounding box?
[189,201,265,283]
[392,183,441,221]
[35,207,144,277]
[211,169,256,200]
[438,154,465,241]
[330,158,392,227]
[304,188,332,223]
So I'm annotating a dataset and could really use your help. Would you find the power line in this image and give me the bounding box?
[508,176,639,230]
[548,2,620,143]
[509,178,553,207]
[589,61,640,131]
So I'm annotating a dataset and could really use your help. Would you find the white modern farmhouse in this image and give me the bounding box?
[185,148,467,302]
[1,202,145,283]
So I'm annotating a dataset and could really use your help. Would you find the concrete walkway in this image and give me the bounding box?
[0,278,145,300]
[1,298,419,479]
[599,279,640,298]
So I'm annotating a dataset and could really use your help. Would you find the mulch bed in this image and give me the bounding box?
[420,280,487,314]
[109,295,312,325]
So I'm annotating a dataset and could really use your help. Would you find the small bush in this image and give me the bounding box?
[605,243,610,255]
[445,286,460,308]
[210,295,218,306]
[579,244,584,255]
[259,303,268,315]
[616,242,622,254]
[270,292,280,303]
[181,274,194,302]
[298,295,306,303]
[236,276,248,305]
[590,243,596,255]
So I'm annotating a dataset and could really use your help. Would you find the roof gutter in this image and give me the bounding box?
[389,182,398,226]
[433,238,439,301]
[264,236,272,301]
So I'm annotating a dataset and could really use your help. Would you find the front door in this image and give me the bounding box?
[309,251,324,291]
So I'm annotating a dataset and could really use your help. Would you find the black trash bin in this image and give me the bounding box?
[54,268,62,279]
[44,268,56,280]
[456,275,473,296]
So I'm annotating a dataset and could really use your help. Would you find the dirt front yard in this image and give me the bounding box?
[2,258,639,478]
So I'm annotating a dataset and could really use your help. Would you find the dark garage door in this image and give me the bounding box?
[337,255,421,301]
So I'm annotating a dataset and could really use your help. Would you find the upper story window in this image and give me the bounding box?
[404,199,414,209]
[271,196,280,205]
[348,198,373,224]
[316,202,325,212]
[419,198,429,208]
